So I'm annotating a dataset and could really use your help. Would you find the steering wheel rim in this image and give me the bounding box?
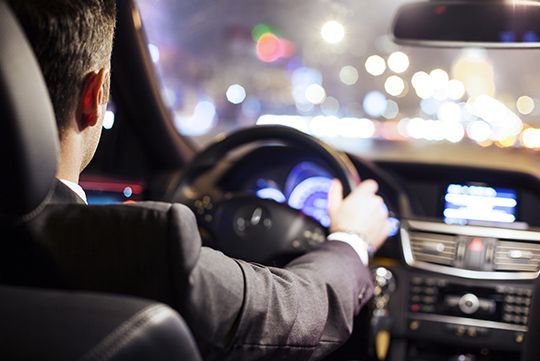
[175,125,360,197]
[172,125,361,265]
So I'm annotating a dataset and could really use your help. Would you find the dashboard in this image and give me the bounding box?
[208,145,540,361]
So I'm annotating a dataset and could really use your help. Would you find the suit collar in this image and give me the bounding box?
[50,179,86,205]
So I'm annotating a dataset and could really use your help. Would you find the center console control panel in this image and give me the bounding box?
[405,273,533,352]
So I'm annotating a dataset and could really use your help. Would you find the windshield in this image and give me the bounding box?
[135,0,540,153]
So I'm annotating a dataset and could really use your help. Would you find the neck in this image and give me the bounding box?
[56,132,83,184]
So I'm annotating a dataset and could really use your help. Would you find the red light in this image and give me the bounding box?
[255,33,295,63]
[468,237,484,252]
[256,33,281,62]
[434,5,446,15]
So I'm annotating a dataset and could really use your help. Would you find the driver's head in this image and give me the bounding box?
[8,0,117,179]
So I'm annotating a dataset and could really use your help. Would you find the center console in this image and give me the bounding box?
[371,218,540,361]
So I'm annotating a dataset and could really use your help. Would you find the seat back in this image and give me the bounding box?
[0,285,202,361]
[0,2,201,360]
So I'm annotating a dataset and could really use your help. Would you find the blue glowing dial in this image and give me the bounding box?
[288,176,332,227]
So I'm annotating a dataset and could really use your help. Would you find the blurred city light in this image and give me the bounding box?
[363,91,387,117]
[467,121,492,142]
[339,65,359,85]
[470,95,523,140]
[305,84,327,104]
[521,128,540,149]
[387,51,410,73]
[365,55,386,76]
[412,71,434,99]
[321,96,340,115]
[437,101,462,123]
[452,50,496,97]
[447,79,466,100]
[516,96,535,115]
[384,75,405,97]
[310,115,340,137]
[339,117,375,138]
[420,98,440,115]
[256,33,294,63]
[103,110,115,130]
[321,21,345,44]
[175,100,216,136]
[383,100,399,119]
[256,114,375,139]
[226,84,247,104]
[251,23,275,41]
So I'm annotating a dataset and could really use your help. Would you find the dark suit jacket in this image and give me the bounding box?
[2,181,373,361]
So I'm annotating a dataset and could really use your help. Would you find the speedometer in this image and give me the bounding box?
[288,176,333,227]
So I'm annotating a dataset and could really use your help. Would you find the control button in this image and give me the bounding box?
[409,321,420,331]
[412,286,422,294]
[459,293,480,314]
[411,277,423,285]
[515,333,525,344]
[445,295,460,307]
[503,314,513,323]
[421,305,435,313]
[504,305,515,313]
[505,295,516,304]
[423,296,436,304]
[467,327,477,337]
[410,304,421,313]
[424,287,437,295]
[425,278,436,286]
[410,295,421,303]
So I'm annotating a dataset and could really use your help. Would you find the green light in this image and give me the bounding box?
[252,24,275,42]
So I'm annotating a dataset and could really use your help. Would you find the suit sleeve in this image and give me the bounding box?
[167,204,373,361]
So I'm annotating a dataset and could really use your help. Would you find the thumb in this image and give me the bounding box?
[327,179,343,216]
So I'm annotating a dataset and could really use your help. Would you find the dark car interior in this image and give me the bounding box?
[2,0,540,360]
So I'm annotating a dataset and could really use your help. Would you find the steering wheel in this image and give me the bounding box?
[172,125,361,265]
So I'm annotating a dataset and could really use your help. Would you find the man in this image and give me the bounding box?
[8,0,390,360]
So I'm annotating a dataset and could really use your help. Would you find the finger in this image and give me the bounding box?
[357,179,379,195]
[327,179,343,215]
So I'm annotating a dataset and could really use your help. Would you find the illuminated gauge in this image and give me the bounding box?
[254,179,286,203]
[256,187,287,203]
[288,176,333,227]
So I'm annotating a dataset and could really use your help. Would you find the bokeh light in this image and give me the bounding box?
[226,84,247,104]
[175,100,217,136]
[321,21,345,44]
[305,84,327,104]
[363,91,387,117]
[521,128,540,149]
[383,100,399,119]
[387,51,409,73]
[516,96,535,115]
[365,55,386,76]
[384,75,405,97]
[339,65,359,85]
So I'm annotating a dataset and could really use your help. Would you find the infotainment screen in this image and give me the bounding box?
[443,184,517,225]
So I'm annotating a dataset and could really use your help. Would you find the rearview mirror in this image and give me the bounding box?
[393,1,540,48]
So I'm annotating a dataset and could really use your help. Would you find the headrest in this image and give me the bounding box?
[0,2,59,221]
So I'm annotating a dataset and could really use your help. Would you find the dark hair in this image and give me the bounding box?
[8,0,116,135]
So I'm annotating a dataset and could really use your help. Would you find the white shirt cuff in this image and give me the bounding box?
[327,232,370,266]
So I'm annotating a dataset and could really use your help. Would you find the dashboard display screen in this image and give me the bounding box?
[443,184,517,225]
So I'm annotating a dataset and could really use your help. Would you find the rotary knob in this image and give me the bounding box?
[459,293,480,314]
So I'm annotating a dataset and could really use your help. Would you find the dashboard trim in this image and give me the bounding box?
[401,220,540,280]
[409,313,528,333]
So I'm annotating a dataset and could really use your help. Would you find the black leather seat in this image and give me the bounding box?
[0,285,202,361]
[0,2,202,360]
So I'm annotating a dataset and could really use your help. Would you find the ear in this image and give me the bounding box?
[78,68,108,130]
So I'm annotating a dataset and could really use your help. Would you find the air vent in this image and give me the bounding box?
[494,240,540,272]
[409,232,458,266]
